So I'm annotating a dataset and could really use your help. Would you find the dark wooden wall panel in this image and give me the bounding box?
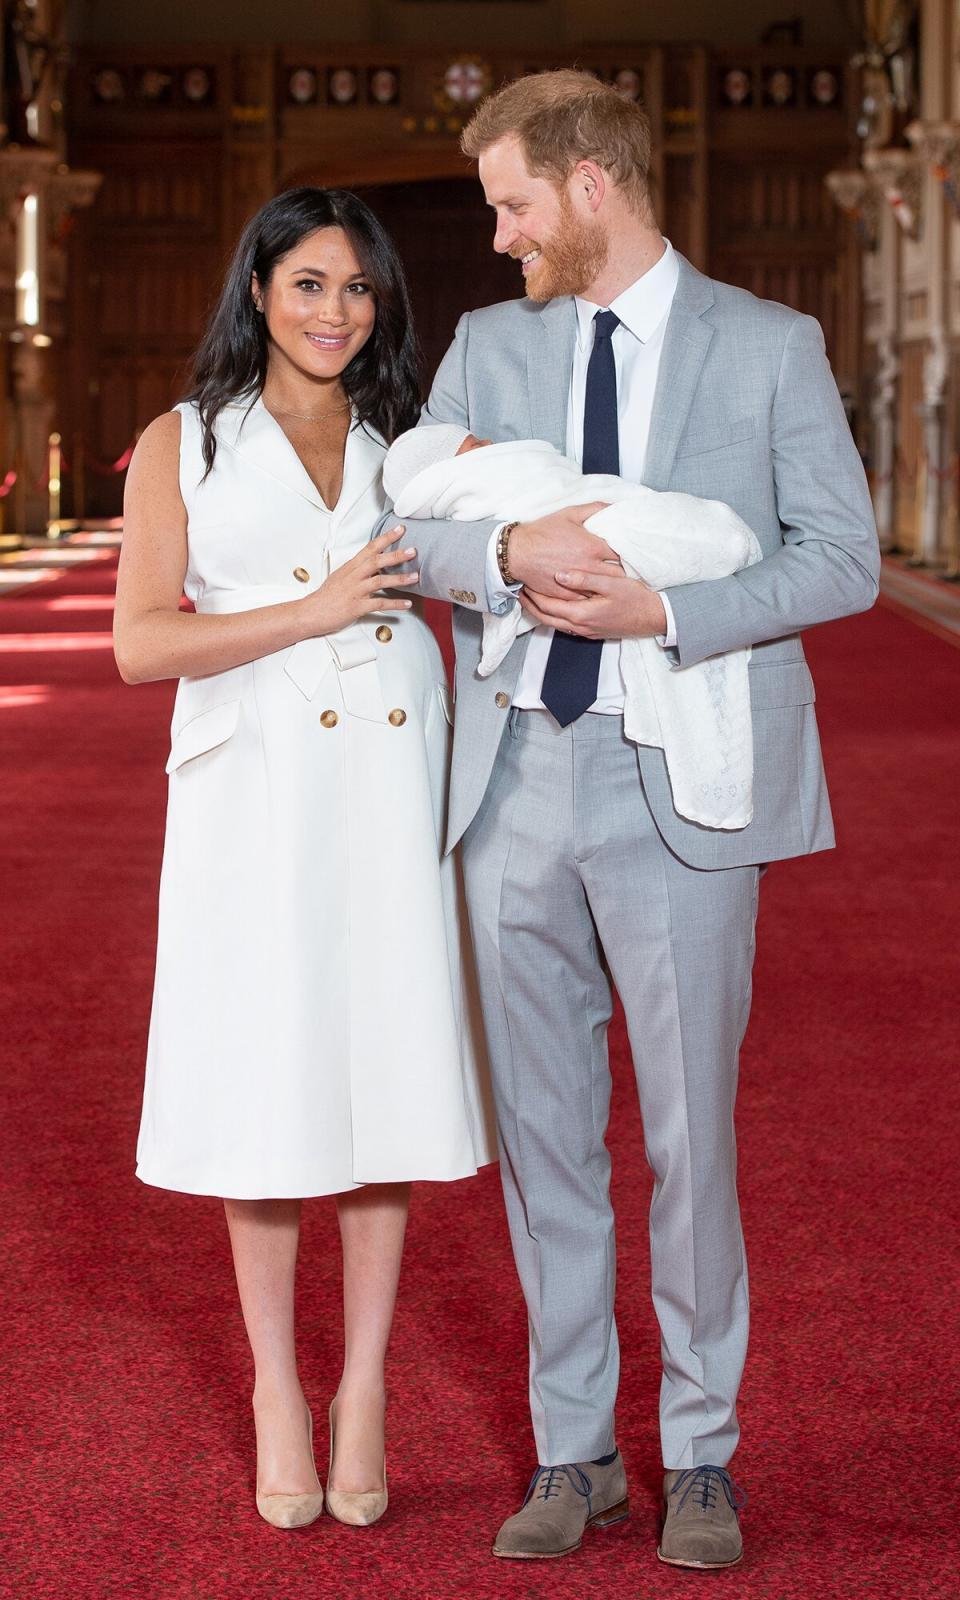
[63,42,857,515]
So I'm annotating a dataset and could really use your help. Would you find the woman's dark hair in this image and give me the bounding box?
[187,186,421,474]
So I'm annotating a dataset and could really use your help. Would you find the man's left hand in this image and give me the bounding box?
[520,567,667,640]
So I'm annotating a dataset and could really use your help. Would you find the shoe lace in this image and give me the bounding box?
[671,1466,747,1518]
[523,1463,593,1507]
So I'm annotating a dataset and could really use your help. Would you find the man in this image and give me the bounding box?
[380,69,879,1567]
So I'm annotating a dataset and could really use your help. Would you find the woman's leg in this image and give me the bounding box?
[330,1182,410,1490]
[224,1197,320,1495]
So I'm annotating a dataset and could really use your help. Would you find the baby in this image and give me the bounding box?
[382,425,763,831]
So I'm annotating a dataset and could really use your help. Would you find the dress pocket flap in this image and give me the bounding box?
[748,661,815,709]
[166,700,241,773]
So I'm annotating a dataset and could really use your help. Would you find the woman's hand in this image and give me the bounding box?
[298,530,419,636]
[116,421,420,684]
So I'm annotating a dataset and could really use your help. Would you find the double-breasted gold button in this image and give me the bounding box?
[495,691,510,709]
[320,709,338,729]
[388,708,407,727]
[376,625,393,643]
[293,566,310,583]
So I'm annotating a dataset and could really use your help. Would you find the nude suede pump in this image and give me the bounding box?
[255,1408,324,1529]
[325,1399,388,1527]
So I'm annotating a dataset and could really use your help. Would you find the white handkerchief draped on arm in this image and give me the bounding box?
[390,439,763,830]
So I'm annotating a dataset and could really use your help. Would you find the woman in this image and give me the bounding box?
[114,188,495,1531]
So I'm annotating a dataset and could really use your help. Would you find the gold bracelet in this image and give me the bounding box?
[497,521,519,586]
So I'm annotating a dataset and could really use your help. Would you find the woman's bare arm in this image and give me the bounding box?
[113,412,418,684]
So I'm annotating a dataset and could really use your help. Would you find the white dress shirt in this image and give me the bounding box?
[485,237,680,711]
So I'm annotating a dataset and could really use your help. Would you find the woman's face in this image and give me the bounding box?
[253,226,377,383]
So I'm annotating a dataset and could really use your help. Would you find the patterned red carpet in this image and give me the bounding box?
[2,552,958,1599]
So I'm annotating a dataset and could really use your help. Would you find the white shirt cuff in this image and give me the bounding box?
[656,591,678,649]
[485,524,522,615]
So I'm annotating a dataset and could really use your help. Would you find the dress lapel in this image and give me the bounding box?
[216,396,330,511]
[332,419,386,529]
[216,397,384,517]
[642,254,716,491]
[527,298,577,449]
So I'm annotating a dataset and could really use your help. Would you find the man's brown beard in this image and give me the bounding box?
[521,189,610,303]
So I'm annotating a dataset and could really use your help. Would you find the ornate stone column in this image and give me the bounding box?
[826,167,898,542]
[0,3,101,536]
[906,118,956,563]
[0,151,100,534]
[873,332,902,548]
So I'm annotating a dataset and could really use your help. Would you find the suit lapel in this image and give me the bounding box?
[642,255,716,491]
[527,298,577,449]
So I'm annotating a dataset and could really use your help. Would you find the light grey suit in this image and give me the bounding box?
[380,255,879,1469]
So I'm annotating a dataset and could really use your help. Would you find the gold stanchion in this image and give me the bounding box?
[46,432,62,540]
[73,431,86,523]
[14,444,26,545]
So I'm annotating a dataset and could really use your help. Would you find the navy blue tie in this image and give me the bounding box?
[540,309,620,727]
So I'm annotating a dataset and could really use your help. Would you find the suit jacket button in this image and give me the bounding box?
[388,708,407,727]
[376,624,393,643]
[495,691,509,709]
[320,709,338,728]
[293,566,310,583]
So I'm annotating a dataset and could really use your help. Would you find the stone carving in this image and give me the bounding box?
[905,118,960,215]
[825,167,880,249]
[863,146,924,238]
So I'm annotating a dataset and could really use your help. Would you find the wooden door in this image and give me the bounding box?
[353,178,521,393]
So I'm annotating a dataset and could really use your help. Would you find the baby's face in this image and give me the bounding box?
[455,433,494,455]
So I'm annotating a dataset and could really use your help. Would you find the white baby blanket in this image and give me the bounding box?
[390,439,763,829]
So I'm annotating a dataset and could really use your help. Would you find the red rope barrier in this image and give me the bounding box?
[0,469,17,499]
[81,440,137,476]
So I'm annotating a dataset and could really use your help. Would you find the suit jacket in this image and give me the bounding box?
[379,253,880,866]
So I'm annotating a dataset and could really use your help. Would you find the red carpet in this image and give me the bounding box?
[2,556,958,1599]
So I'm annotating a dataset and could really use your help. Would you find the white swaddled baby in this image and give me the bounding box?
[382,425,763,830]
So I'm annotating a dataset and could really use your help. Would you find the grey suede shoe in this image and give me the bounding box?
[657,1465,746,1569]
[493,1454,629,1559]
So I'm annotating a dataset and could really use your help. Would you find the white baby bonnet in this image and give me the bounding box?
[383,424,473,503]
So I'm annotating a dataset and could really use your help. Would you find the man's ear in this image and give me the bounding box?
[574,160,606,212]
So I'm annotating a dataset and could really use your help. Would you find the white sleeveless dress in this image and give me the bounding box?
[136,399,496,1198]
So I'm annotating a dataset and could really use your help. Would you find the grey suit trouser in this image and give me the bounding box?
[461,709,759,1470]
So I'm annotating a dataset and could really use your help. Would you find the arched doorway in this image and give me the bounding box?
[352,178,521,393]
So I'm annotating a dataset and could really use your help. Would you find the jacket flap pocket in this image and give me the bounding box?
[748,661,815,709]
[166,700,241,773]
[676,417,757,458]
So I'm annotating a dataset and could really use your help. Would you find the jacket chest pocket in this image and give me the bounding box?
[675,416,759,459]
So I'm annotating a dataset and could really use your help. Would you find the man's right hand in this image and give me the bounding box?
[508,503,615,599]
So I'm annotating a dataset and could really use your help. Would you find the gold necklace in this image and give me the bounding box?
[268,399,353,422]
